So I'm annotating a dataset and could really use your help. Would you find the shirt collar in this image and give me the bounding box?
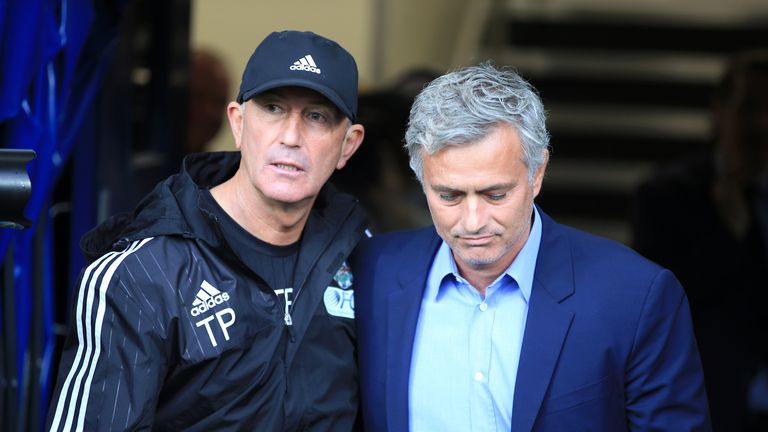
[426,206,542,304]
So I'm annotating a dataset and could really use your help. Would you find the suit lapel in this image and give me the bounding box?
[385,229,442,431]
[512,211,576,432]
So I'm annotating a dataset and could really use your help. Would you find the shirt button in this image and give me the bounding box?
[479,302,488,312]
[474,371,484,382]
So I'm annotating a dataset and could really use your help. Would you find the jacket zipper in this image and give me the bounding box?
[281,200,361,337]
[208,213,297,340]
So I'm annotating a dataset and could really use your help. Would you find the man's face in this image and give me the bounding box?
[422,123,547,279]
[227,86,363,207]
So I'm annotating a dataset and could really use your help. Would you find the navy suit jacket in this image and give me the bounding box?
[353,209,711,431]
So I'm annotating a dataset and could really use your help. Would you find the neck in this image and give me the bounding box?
[453,232,528,297]
[210,173,313,245]
[455,263,505,298]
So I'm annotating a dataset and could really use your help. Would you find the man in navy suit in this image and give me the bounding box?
[353,63,711,431]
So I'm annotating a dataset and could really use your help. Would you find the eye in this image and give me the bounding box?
[487,193,506,201]
[439,193,459,202]
[263,103,283,113]
[307,111,328,123]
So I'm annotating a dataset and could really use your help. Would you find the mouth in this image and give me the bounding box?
[271,161,304,173]
[460,234,495,246]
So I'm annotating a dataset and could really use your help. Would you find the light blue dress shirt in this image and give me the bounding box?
[409,207,542,432]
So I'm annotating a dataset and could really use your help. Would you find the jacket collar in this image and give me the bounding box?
[383,209,576,431]
[511,209,575,431]
[385,227,441,429]
[80,152,240,260]
[80,151,367,262]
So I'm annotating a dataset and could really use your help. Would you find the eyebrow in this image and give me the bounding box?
[429,184,460,193]
[254,90,343,123]
[479,183,516,193]
[429,182,516,194]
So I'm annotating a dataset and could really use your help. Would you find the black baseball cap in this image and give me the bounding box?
[237,30,359,122]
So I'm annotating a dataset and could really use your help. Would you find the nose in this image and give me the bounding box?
[279,113,302,147]
[462,196,487,234]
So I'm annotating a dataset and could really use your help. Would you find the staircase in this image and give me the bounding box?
[474,0,768,244]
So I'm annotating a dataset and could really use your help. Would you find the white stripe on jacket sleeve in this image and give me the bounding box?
[49,238,153,432]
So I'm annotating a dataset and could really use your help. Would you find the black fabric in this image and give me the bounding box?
[201,189,300,294]
[48,151,368,431]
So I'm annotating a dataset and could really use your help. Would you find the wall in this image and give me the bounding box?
[190,0,374,151]
[191,0,474,152]
[377,0,472,82]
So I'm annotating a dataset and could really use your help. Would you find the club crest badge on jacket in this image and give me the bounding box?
[325,261,354,318]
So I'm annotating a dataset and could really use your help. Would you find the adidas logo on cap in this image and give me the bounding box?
[290,54,321,74]
[190,280,230,317]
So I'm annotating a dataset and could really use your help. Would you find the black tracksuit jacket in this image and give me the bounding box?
[46,152,367,431]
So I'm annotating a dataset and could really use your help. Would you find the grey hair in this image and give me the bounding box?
[404,62,550,183]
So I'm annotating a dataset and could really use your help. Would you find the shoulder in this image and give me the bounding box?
[542,215,674,294]
[105,235,190,275]
[350,226,439,297]
[86,237,160,278]
[351,226,438,273]
[546,213,657,267]
[83,235,201,305]
[79,237,165,300]
[355,226,437,256]
[541,217,690,340]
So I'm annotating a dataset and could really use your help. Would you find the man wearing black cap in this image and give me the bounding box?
[46,30,366,431]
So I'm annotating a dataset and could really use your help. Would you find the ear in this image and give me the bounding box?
[532,149,549,198]
[335,123,365,169]
[226,101,244,149]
